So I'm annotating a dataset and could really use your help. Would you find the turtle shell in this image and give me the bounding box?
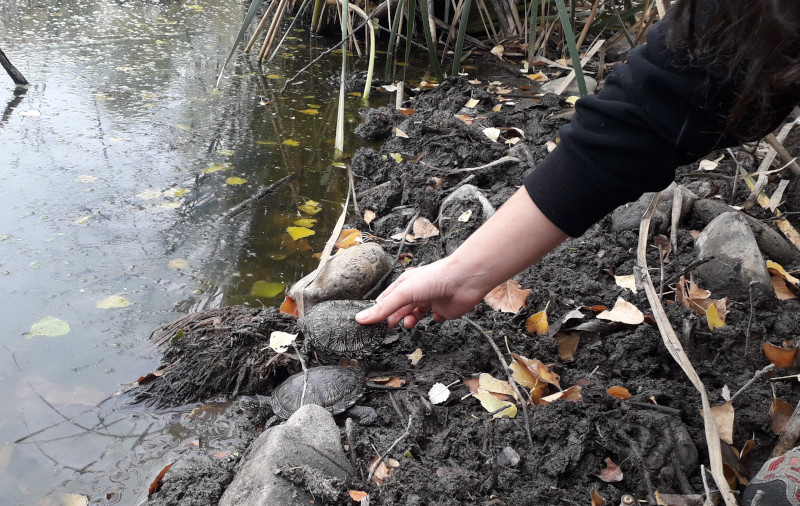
[299,299,388,362]
[270,365,366,419]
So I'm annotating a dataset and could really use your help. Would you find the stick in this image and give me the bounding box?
[771,399,800,458]
[224,174,294,219]
[729,364,775,404]
[367,415,413,482]
[765,133,800,177]
[745,281,756,355]
[446,156,520,174]
[0,47,28,85]
[635,194,737,506]
[700,464,712,506]
[363,211,419,300]
[292,341,309,407]
[462,317,534,450]
[346,161,360,217]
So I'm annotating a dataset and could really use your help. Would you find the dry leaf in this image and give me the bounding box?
[606,386,631,400]
[269,331,298,353]
[397,107,416,116]
[335,228,363,249]
[407,348,424,365]
[464,98,479,108]
[369,456,393,484]
[653,234,671,261]
[349,490,368,502]
[490,45,504,59]
[513,354,560,388]
[364,210,376,225]
[525,310,548,335]
[478,373,518,400]
[371,376,406,388]
[614,274,637,293]
[148,462,174,498]
[393,126,409,138]
[767,260,800,287]
[483,127,501,142]
[546,140,557,152]
[539,385,582,405]
[772,276,798,300]
[598,457,623,482]
[211,450,231,459]
[590,489,605,506]
[136,370,165,386]
[525,71,549,83]
[764,341,798,368]
[706,300,727,330]
[701,401,734,445]
[279,296,299,316]
[458,209,472,222]
[473,392,517,419]
[412,217,439,239]
[429,383,450,404]
[699,159,719,171]
[596,297,644,325]
[555,331,580,361]
[771,398,794,434]
[484,280,531,313]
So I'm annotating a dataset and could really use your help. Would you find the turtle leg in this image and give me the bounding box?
[344,405,378,425]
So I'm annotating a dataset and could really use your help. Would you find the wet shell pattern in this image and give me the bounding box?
[270,365,367,419]
[299,299,388,362]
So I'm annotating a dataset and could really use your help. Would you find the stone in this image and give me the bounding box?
[439,185,496,255]
[497,446,521,467]
[693,212,774,303]
[540,76,598,96]
[219,405,353,506]
[693,198,796,265]
[611,183,697,233]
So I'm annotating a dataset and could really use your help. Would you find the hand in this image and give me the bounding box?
[356,257,488,328]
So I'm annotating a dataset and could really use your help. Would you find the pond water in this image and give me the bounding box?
[0,0,441,503]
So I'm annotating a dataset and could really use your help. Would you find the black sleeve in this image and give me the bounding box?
[524,11,798,237]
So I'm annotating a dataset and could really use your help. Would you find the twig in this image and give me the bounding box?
[346,161,360,217]
[765,133,800,177]
[224,174,294,219]
[445,156,520,174]
[729,363,775,404]
[357,181,392,199]
[662,256,715,288]
[345,417,358,469]
[363,211,419,300]
[670,185,682,261]
[745,281,756,355]
[635,195,737,506]
[771,400,800,458]
[388,392,405,421]
[292,342,309,407]
[462,317,534,450]
[700,464,712,505]
[628,401,682,415]
[367,415,413,482]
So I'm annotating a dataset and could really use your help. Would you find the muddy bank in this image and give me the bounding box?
[143,73,800,505]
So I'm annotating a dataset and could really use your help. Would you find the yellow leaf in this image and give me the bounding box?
[218,149,234,156]
[473,392,517,419]
[335,229,363,249]
[525,71,549,83]
[225,176,246,185]
[201,162,232,174]
[28,316,70,338]
[510,359,538,389]
[767,260,800,287]
[492,104,502,112]
[168,258,188,270]
[293,218,317,227]
[407,348,424,365]
[250,280,285,298]
[464,98,479,108]
[525,310,548,335]
[297,108,319,115]
[510,353,560,388]
[389,153,403,163]
[286,226,315,240]
[565,96,579,106]
[298,200,322,215]
[478,373,517,400]
[96,295,132,309]
[282,139,300,146]
[596,297,644,325]
[706,301,726,330]
[484,280,531,313]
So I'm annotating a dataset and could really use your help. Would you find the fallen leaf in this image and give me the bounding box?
[286,226,315,240]
[407,348,424,365]
[269,331,298,353]
[767,260,800,287]
[369,456,394,483]
[335,229,363,249]
[546,140,557,152]
[96,295,132,309]
[27,316,70,338]
[699,159,719,171]
[148,462,174,498]
[349,490,368,502]
[478,373,517,401]
[297,108,319,115]
[298,199,322,215]
[701,401,734,445]
[370,376,406,388]
[136,370,164,386]
[771,398,794,434]
[18,109,41,117]
[606,386,631,400]
[393,126,409,138]
[492,104,502,112]
[168,258,188,270]
[615,275,637,293]
[389,152,403,163]
[555,331,580,361]
[772,276,798,300]
[364,210,376,225]
[598,457,623,482]
[706,300,727,330]
[483,127,501,142]
[282,139,300,146]
[526,71,549,83]
[484,280,531,313]
[429,383,450,404]
[590,489,605,506]
[490,44,504,59]
[464,98,479,108]
[225,176,246,185]
[412,217,439,239]
[596,297,644,325]
[397,107,415,116]
[539,385,582,405]
[525,310,548,335]
[510,353,560,388]
[473,392,517,419]
[457,210,472,222]
[764,341,797,368]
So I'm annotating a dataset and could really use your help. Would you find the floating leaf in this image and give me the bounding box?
[606,386,631,400]
[763,342,797,368]
[555,331,580,361]
[202,162,232,174]
[269,331,298,353]
[473,392,517,419]
[136,189,163,200]
[407,348,424,365]
[614,274,637,293]
[225,176,246,185]
[19,109,41,117]
[59,494,89,506]
[771,398,794,434]
[596,298,644,325]
[598,458,623,482]
[364,210,376,225]
[298,200,322,215]
[250,280,285,298]
[282,139,300,146]
[75,175,97,183]
[28,316,70,338]
[525,310,548,335]
[96,295,132,309]
[168,258,188,270]
[218,149,235,156]
[393,127,409,138]
[297,108,319,115]
[185,4,204,11]
[429,383,450,404]
[484,280,531,313]
[293,218,317,227]
[287,226,315,240]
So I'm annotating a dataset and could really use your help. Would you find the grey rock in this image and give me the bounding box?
[439,184,496,255]
[611,183,697,233]
[219,405,353,506]
[497,446,521,467]
[693,198,796,264]
[694,212,774,303]
[540,76,598,96]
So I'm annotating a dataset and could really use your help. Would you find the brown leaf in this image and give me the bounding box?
[539,385,582,405]
[555,331,580,361]
[700,401,734,445]
[279,296,299,316]
[370,376,406,388]
[510,353,560,388]
[335,229,363,249]
[397,107,416,117]
[653,234,671,262]
[525,310,548,335]
[369,455,394,484]
[598,457,623,482]
[406,348,424,365]
[349,490,368,502]
[590,489,605,506]
[411,217,439,239]
[772,275,798,300]
[148,462,174,498]
[764,341,798,368]
[136,370,164,386]
[363,210,376,225]
[606,386,631,400]
[211,450,231,459]
[484,280,531,313]
[596,297,644,325]
[771,398,794,434]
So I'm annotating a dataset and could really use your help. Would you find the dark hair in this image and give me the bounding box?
[670,0,800,140]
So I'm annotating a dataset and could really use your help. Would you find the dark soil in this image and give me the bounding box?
[143,73,800,505]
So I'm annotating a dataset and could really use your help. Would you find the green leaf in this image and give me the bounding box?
[225,176,247,185]
[251,281,286,298]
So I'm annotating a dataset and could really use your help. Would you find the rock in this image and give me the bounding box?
[497,447,520,467]
[439,184,496,255]
[288,242,391,310]
[693,198,796,264]
[219,404,353,506]
[693,212,774,303]
[611,183,697,233]
[540,76,598,96]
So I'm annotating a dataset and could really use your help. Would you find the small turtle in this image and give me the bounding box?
[298,299,388,363]
[244,366,378,425]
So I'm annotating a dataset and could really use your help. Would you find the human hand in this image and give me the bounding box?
[355,257,488,329]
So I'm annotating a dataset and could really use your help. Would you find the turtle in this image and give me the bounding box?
[244,366,379,425]
[298,299,388,363]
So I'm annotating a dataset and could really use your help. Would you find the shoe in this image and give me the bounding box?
[742,447,800,506]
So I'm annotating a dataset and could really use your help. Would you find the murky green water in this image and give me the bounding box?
[0,0,434,502]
